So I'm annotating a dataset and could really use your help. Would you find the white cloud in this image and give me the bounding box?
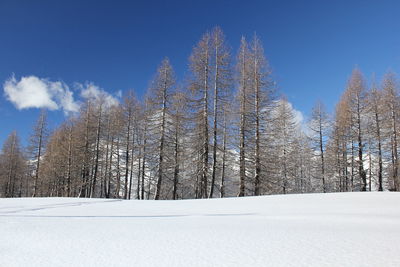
[59,88,80,114]
[273,98,309,135]
[285,101,312,136]
[116,90,122,98]
[78,83,119,108]
[3,75,79,114]
[4,76,58,110]
[286,101,305,126]
[3,76,121,114]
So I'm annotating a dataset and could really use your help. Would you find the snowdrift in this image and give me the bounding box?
[1,192,400,266]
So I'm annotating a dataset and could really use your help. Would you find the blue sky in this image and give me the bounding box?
[1,0,399,146]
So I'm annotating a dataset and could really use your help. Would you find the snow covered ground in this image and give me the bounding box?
[1,192,400,267]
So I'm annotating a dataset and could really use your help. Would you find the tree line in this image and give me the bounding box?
[1,27,399,199]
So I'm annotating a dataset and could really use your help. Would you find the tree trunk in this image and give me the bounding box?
[254,43,261,196]
[173,124,179,200]
[32,114,45,197]
[319,115,326,193]
[91,104,102,198]
[202,48,209,199]
[220,110,227,198]
[141,124,147,200]
[124,109,132,199]
[209,37,219,198]
[155,70,168,200]
[128,131,135,200]
[357,100,367,191]
[238,42,247,197]
[114,137,121,198]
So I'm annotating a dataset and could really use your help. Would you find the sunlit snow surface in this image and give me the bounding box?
[1,192,400,266]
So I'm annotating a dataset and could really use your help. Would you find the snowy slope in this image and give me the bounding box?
[1,192,400,267]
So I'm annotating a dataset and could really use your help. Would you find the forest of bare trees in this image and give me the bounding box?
[1,27,399,199]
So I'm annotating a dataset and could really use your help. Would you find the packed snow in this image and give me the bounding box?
[1,192,400,266]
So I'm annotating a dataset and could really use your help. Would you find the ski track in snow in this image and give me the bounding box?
[1,192,400,267]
